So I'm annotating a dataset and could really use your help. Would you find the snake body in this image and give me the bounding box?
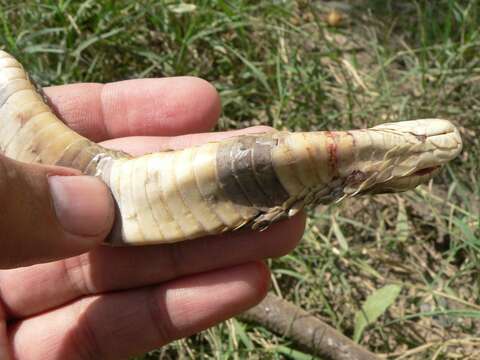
[0,50,462,245]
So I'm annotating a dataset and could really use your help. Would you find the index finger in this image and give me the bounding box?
[44,77,221,141]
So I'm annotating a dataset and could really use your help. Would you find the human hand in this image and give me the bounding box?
[0,77,305,359]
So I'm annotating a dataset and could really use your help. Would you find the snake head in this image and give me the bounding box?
[351,119,463,195]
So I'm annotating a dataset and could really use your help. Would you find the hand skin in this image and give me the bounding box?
[0,78,306,359]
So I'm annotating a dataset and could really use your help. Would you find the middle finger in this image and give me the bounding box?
[0,213,305,318]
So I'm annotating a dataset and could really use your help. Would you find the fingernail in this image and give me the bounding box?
[48,176,114,236]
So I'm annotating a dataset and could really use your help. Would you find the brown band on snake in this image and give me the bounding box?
[232,136,274,208]
[216,135,289,208]
[251,136,290,205]
[216,139,252,207]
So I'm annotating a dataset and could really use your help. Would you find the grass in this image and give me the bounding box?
[1,0,479,358]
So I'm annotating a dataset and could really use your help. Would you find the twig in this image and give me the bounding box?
[239,292,379,360]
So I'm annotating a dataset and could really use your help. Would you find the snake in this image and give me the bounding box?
[0,50,462,245]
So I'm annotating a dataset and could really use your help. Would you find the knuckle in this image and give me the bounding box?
[63,255,96,296]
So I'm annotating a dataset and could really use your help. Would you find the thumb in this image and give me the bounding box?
[0,155,114,269]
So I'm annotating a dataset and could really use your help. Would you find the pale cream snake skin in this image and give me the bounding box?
[0,50,463,245]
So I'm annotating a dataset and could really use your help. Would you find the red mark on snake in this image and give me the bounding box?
[326,131,338,174]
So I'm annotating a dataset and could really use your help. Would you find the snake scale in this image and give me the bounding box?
[0,50,462,245]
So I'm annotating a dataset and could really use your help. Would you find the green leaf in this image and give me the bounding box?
[353,284,402,343]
